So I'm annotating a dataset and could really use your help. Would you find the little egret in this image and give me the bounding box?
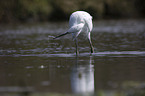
[54,11,94,55]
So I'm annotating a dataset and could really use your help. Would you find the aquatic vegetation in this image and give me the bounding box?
[0,0,145,23]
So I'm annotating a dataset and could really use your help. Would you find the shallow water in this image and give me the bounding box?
[0,20,145,96]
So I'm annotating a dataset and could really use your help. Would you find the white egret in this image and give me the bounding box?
[54,11,94,55]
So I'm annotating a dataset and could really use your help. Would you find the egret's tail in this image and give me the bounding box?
[53,32,70,39]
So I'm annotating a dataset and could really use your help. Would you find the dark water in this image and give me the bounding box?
[0,20,145,96]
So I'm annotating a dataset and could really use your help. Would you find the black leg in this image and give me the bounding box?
[75,38,79,55]
[89,39,94,53]
[88,33,94,53]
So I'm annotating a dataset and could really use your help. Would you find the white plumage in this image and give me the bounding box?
[54,11,94,55]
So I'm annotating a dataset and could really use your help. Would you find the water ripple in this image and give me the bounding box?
[0,51,145,57]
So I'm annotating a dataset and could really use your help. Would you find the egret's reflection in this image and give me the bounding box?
[71,56,94,95]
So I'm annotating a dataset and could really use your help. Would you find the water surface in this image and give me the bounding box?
[0,20,145,96]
